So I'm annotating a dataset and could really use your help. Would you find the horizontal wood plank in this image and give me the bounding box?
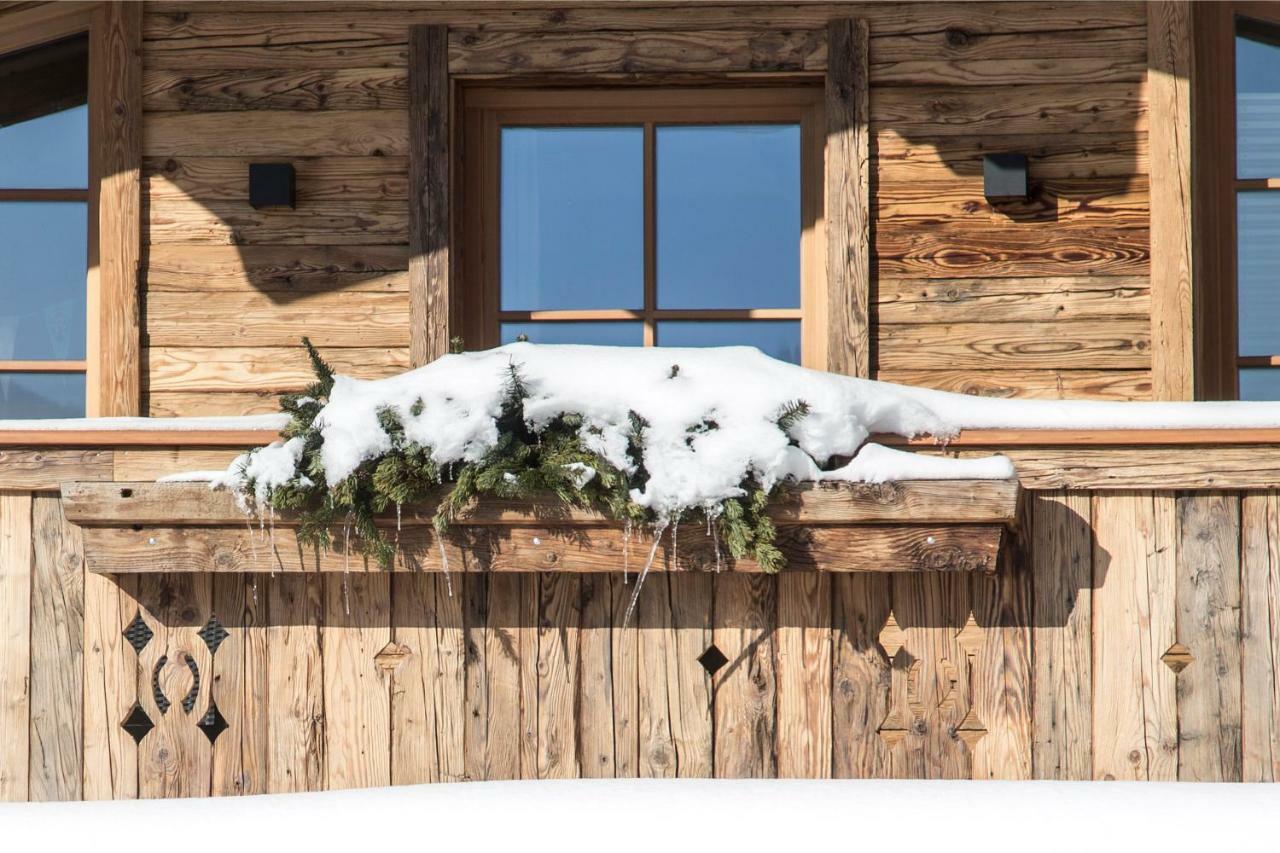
[146,244,409,292]
[80,523,1005,574]
[61,480,1020,527]
[145,157,408,202]
[875,224,1149,278]
[143,110,407,156]
[143,68,408,110]
[0,450,113,490]
[146,346,410,391]
[876,276,1150,324]
[874,369,1152,401]
[875,132,1148,182]
[869,24,1145,64]
[148,390,292,418]
[877,319,1151,370]
[148,199,408,246]
[875,177,1148,229]
[870,56,1145,87]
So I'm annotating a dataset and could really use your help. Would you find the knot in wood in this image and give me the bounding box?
[944,28,969,47]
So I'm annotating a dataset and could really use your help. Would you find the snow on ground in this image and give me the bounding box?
[2,779,1277,853]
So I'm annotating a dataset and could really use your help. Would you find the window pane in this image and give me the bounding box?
[501,127,644,311]
[1237,32,1280,179]
[656,124,800,310]
[0,372,85,418]
[1237,192,1280,356]
[1240,368,1280,401]
[501,321,644,347]
[0,104,87,189]
[657,320,801,364]
[0,202,87,360]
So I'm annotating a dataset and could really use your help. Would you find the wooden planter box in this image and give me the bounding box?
[62,479,1020,575]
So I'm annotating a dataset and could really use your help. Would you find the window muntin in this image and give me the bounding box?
[467,88,823,367]
[0,34,89,418]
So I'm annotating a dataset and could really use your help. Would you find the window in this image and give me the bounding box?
[0,34,89,417]
[460,88,825,367]
[1235,19,1280,399]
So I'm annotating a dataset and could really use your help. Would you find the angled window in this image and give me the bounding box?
[460,88,824,366]
[0,34,89,417]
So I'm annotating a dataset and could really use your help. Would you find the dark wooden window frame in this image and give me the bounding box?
[409,19,871,376]
[1193,1,1280,399]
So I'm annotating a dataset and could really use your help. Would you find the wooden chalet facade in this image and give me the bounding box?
[2,0,1280,798]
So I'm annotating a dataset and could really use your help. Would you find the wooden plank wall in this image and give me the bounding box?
[5,484,1280,798]
[124,0,1154,415]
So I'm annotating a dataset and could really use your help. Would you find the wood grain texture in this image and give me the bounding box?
[776,573,831,777]
[1175,492,1242,781]
[409,25,451,366]
[81,571,138,800]
[876,132,1148,182]
[0,450,113,491]
[876,177,1148,230]
[831,574,890,777]
[1242,493,1280,782]
[952,446,1280,491]
[713,573,777,778]
[146,244,409,293]
[1147,1,1194,401]
[878,319,1150,370]
[0,492,32,800]
[147,291,410,347]
[265,575,325,792]
[449,28,825,75]
[89,1,142,417]
[876,276,1150,324]
[535,572,579,778]
[1091,492,1177,780]
[143,67,408,111]
[875,369,1152,401]
[462,573,522,781]
[144,110,407,156]
[825,18,869,377]
[322,573,391,790]
[147,199,408,246]
[27,496,83,801]
[146,346,409,392]
[145,156,408,203]
[1031,491,1092,780]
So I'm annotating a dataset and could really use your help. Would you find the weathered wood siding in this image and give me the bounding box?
[3,478,1278,797]
[123,1,1153,415]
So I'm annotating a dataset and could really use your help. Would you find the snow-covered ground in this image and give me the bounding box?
[2,779,1277,853]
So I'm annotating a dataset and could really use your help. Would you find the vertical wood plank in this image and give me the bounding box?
[831,574,890,778]
[609,575,639,778]
[713,573,777,778]
[577,574,621,777]
[536,572,579,779]
[638,573,713,778]
[28,495,84,801]
[209,575,259,795]
[518,573,539,777]
[775,573,831,777]
[1242,492,1280,781]
[970,502,1033,780]
[1031,490,1093,780]
[1175,492,1242,781]
[462,573,522,781]
[238,576,269,795]
[82,572,138,800]
[0,492,32,801]
[1091,492,1178,780]
[135,574,213,799]
[409,24,450,365]
[1148,1,1195,400]
[391,573,465,784]
[265,575,325,792]
[322,573,391,790]
[88,1,141,416]
[824,17,870,377]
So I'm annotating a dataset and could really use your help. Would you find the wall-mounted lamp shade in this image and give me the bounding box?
[249,163,295,209]
[983,153,1028,201]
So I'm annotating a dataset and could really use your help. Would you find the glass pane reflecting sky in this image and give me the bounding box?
[0,105,87,189]
[1237,33,1280,179]
[657,124,799,309]
[0,372,84,418]
[657,320,801,364]
[501,321,644,347]
[501,127,644,311]
[1237,192,1280,355]
[1240,368,1280,401]
[0,202,87,360]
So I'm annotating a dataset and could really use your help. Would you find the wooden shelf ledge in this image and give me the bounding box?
[61,479,1020,575]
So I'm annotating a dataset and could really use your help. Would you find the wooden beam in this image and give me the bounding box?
[0,431,271,448]
[88,2,142,417]
[825,18,870,377]
[409,25,451,366]
[0,450,113,491]
[80,522,1004,575]
[1148,1,1195,401]
[60,479,1021,528]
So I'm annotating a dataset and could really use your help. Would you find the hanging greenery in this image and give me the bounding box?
[239,339,810,575]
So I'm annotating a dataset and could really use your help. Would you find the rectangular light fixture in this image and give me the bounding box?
[249,163,296,209]
[983,153,1028,201]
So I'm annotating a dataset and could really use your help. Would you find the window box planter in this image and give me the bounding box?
[62,479,1020,575]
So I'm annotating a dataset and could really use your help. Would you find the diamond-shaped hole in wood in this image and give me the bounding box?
[197,701,229,744]
[198,615,229,656]
[121,702,154,744]
[123,611,153,656]
[697,644,729,677]
[1161,642,1194,673]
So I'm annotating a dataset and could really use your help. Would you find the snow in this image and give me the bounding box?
[0,414,288,431]
[2,779,1277,853]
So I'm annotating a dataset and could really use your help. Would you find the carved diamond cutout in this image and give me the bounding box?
[121,702,154,744]
[697,644,729,677]
[198,615,229,656]
[878,612,905,659]
[955,707,988,749]
[373,642,412,676]
[1162,642,1194,673]
[123,611,153,655]
[152,656,171,714]
[197,701,229,744]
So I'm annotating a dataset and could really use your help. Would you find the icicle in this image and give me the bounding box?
[437,534,454,598]
[623,520,668,628]
[244,513,259,562]
[622,519,632,584]
[267,505,278,578]
[341,572,350,616]
[712,519,723,573]
[249,576,258,608]
[343,518,351,576]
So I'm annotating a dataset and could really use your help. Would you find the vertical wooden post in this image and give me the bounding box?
[1148,2,1195,401]
[409,25,451,366]
[88,2,141,416]
[824,18,870,377]
[0,493,33,801]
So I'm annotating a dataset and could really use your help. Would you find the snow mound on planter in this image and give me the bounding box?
[220,343,1014,518]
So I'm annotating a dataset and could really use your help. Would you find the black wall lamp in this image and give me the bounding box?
[249,163,296,209]
[983,153,1028,201]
